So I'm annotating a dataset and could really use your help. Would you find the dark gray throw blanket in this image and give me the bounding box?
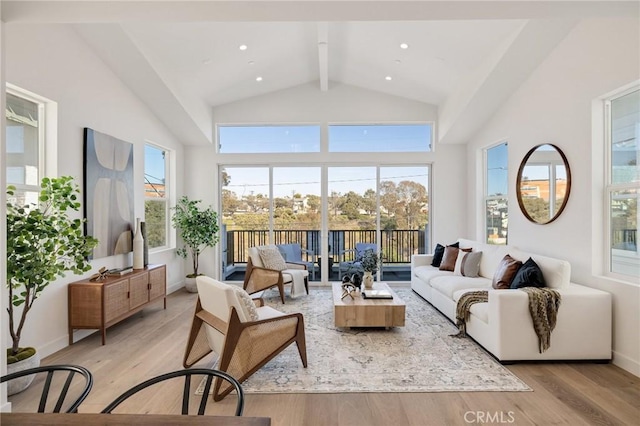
[451,288,561,353]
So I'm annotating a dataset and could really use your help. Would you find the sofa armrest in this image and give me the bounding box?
[411,254,433,268]
[486,286,612,360]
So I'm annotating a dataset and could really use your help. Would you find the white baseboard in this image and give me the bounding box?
[1,401,12,412]
[612,350,640,377]
[167,280,184,295]
[38,334,73,360]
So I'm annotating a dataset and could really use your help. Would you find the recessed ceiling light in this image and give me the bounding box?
[256,76,263,82]
[248,60,255,66]
[239,44,248,51]
[400,43,409,49]
[202,58,213,65]
[394,59,402,65]
[385,76,392,81]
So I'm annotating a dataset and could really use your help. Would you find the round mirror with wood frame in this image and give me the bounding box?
[516,144,571,224]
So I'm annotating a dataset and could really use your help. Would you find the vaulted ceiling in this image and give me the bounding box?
[3,1,637,145]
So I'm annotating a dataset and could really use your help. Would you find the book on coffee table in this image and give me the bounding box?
[362,289,393,299]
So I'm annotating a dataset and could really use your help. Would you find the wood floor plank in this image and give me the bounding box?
[7,288,640,426]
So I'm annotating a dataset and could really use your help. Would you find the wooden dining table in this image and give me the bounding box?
[1,412,271,425]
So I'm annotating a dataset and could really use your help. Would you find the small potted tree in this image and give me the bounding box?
[6,176,98,394]
[171,196,220,292]
[361,249,382,289]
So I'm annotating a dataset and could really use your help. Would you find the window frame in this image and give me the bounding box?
[6,87,45,197]
[144,142,172,252]
[484,141,508,245]
[604,85,640,281]
[5,84,57,207]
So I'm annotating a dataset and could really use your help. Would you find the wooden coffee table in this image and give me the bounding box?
[332,282,405,328]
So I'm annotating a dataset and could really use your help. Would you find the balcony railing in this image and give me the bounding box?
[225,229,427,268]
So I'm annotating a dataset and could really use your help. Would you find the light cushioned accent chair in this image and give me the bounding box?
[183,276,307,401]
[338,242,377,280]
[243,244,309,303]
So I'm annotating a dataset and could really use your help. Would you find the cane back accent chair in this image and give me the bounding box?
[243,245,309,303]
[183,276,307,401]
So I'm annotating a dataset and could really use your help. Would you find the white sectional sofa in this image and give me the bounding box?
[411,238,612,362]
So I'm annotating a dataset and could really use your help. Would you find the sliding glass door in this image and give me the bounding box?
[379,166,429,280]
[221,165,430,283]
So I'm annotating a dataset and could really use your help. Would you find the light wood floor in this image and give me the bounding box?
[8,288,640,425]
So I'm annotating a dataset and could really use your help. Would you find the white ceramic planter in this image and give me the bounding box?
[6,350,41,396]
[363,271,374,289]
[184,276,198,293]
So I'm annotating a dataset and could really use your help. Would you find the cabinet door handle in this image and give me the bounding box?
[127,291,130,299]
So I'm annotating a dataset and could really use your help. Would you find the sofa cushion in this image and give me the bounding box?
[413,265,453,284]
[453,289,490,323]
[492,254,522,289]
[431,275,492,299]
[510,257,547,289]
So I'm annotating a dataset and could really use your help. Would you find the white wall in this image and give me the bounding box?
[466,18,640,375]
[186,82,466,279]
[1,5,10,412]
[4,24,185,358]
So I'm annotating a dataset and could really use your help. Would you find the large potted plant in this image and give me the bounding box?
[171,196,220,292]
[6,176,98,394]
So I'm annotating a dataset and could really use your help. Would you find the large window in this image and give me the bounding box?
[606,87,639,278]
[5,91,45,208]
[144,144,169,249]
[485,142,508,244]
[329,124,432,152]
[217,123,431,283]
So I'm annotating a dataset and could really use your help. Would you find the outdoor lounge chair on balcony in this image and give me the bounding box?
[277,243,316,280]
[183,276,307,401]
[243,245,309,303]
[338,242,377,280]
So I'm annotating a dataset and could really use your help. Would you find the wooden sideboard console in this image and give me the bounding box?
[68,264,167,345]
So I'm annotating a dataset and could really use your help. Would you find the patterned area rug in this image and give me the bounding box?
[197,288,530,394]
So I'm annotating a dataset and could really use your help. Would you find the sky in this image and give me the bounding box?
[144,144,166,185]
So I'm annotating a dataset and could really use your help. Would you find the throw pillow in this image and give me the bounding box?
[439,246,461,271]
[492,254,523,289]
[510,257,547,289]
[453,248,474,275]
[432,242,459,267]
[258,246,287,271]
[461,251,483,278]
[229,285,259,321]
[453,250,466,275]
[431,244,446,267]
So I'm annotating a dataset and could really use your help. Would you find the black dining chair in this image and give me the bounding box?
[1,364,93,413]
[101,368,244,416]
